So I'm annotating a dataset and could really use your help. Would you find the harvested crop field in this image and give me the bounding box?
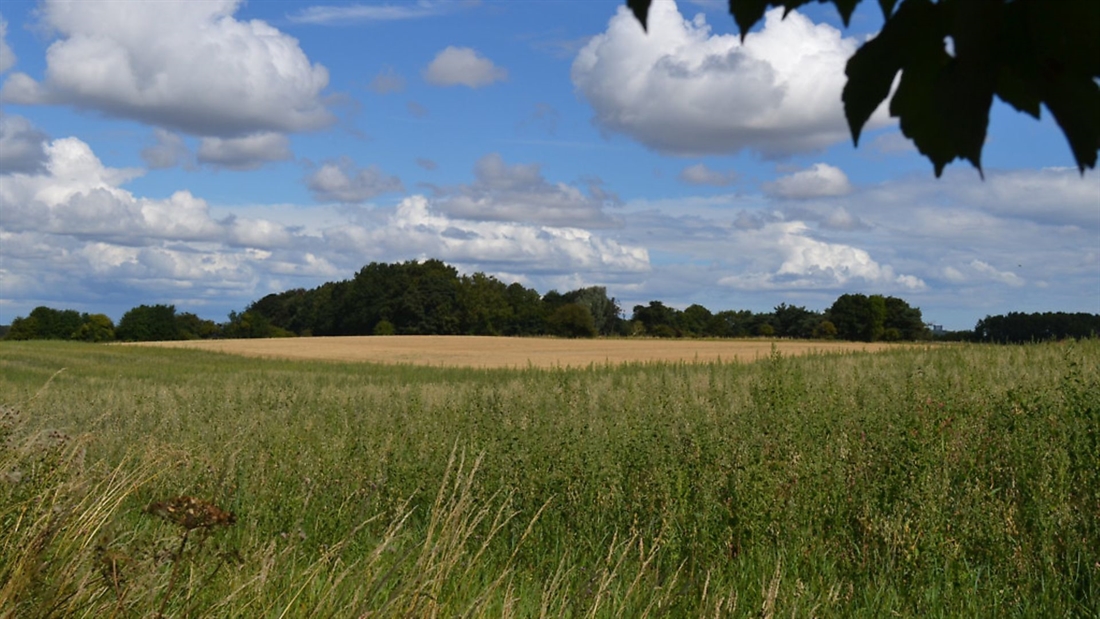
[131,335,916,368]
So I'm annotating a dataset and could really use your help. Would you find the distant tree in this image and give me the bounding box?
[504,282,546,335]
[459,272,512,335]
[547,303,598,338]
[116,304,180,342]
[814,319,838,340]
[224,310,292,339]
[73,314,115,342]
[884,296,928,340]
[680,304,713,337]
[373,320,396,335]
[176,312,220,340]
[632,301,681,336]
[974,311,1100,343]
[626,0,1100,176]
[565,286,623,336]
[773,303,822,339]
[704,309,753,338]
[5,315,39,340]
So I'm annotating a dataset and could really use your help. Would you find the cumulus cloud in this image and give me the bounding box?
[435,153,618,227]
[1,0,332,137]
[424,46,507,88]
[0,113,48,175]
[715,221,924,290]
[0,136,298,247]
[679,162,737,186]
[327,195,649,274]
[197,133,292,171]
[306,157,404,203]
[572,2,888,157]
[763,163,852,199]
[0,15,15,74]
[141,129,190,170]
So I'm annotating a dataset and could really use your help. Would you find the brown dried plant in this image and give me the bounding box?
[145,495,236,530]
[143,496,235,617]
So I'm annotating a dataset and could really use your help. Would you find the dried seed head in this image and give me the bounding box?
[145,496,236,530]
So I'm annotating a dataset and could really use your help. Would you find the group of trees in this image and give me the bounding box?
[973,312,1100,343]
[242,260,622,339]
[6,259,1095,344]
[627,293,927,341]
[3,304,222,343]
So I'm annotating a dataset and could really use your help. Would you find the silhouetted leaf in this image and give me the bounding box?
[831,0,860,26]
[877,0,898,19]
[627,0,651,31]
[1042,75,1100,174]
[729,0,770,40]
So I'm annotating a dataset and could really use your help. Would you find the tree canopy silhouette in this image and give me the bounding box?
[626,0,1099,176]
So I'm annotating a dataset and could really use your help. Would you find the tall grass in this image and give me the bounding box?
[0,340,1097,616]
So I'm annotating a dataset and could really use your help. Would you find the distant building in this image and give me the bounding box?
[927,324,946,335]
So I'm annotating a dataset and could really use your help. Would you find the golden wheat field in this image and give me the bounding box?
[129,335,919,368]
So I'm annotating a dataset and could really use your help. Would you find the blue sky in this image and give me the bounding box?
[1,0,1097,330]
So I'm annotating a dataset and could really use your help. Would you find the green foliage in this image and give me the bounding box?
[627,0,1100,175]
[373,319,396,336]
[975,311,1100,343]
[562,286,622,336]
[116,304,181,342]
[73,314,115,342]
[546,303,597,338]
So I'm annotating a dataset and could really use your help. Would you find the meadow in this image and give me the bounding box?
[1,339,1097,617]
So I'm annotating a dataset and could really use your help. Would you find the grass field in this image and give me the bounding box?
[127,335,912,368]
[1,339,1097,617]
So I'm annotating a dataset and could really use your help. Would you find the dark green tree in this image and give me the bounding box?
[626,0,1099,176]
[679,303,713,337]
[74,314,116,342]
[459,272,513,335]
[564,286,623,336]
[547,303,598,338]
[632,301,681,337]
[116,304,181,342]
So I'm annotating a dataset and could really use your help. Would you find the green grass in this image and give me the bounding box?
[1,340,1097,617]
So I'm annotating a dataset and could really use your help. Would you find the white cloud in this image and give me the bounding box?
[197,133,292,171]
[424,46,507,88]
[572,2,889,157]
[141,129,190,170]
[306,157,404,203]
[0,113,48,174]
[0,15,16,74]
[716,221,925,290]
[368,66,406,94]
[436,153,618,227]
[327,195,649,274]
[679,162,737,186]
[1,0,332,137]
[764,163,852,199]
[969,260,1025,287]
[288,1,466,25]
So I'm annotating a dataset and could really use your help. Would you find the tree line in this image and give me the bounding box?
[4,258,1094,344]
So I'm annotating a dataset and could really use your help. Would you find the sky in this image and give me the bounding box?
[0,0,1097,331]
